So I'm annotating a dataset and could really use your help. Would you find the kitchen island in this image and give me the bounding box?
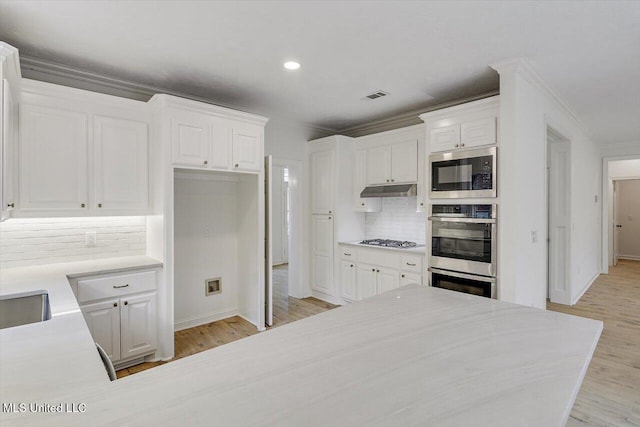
[1,271,601,426]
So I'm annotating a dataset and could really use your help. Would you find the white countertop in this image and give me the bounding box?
[1,274,601,426]
[339,241,426,255]
[0,256,163,404]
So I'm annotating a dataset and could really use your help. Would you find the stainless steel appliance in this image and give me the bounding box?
[427,204,497,299]
[429,146,496,199]
[428,204,496,277]
[359,239,420,249]
[360,183,417,198]
[428,267,496,299]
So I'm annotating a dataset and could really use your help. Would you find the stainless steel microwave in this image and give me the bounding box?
[429,146,497,199]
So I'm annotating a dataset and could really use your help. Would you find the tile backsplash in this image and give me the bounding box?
[365,197,426,244]
[0,216,146,269]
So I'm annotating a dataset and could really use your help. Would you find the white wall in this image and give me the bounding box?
[609,159,640,178]
[0,216,146,268]
[617,180,640,260]
[493,60,601,308]
[365,197,425,244]
[173,175,239,330]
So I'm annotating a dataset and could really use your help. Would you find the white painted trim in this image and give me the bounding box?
[418,95,500,123]
[490,58,591,141]
[619,255,640,261]
[311,290,343,306]
[571,272,599,306]
[611,175,640,181]
[174,170,240,182]
[173,309,240,332]
[238,313,265,332]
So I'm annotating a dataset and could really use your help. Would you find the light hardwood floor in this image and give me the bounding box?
[547,259,640,427]
[117,264,337,378]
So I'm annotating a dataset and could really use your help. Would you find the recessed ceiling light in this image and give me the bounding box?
[284,61,300,70]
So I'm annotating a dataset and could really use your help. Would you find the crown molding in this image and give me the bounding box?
[490,57,592,139]
[18,54,334,134]
[339,91,499,137]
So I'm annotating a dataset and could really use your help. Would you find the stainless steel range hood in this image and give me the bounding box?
[360,184,417,198]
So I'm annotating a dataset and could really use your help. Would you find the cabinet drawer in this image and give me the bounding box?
[340,246,357,261]
[400,255,423,273]
[358,248,399,269]
[77,270,156,303]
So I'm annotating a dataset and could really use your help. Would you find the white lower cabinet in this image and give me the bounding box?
[340,245,424,301]
[311,215,334,295]
[74,269,158,367]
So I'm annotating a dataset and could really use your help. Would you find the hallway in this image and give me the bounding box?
[547,259,640,426]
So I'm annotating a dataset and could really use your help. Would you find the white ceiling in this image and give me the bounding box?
[1,0,639,142]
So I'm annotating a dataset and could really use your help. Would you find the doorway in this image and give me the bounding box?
[546,127,571,304]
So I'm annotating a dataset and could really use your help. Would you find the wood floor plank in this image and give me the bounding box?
[117,264,337,378]
[548,259,640,426]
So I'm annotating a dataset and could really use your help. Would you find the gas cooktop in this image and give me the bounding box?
[359,239,420,249]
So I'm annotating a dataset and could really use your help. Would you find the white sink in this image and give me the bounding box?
[0,290,51,329]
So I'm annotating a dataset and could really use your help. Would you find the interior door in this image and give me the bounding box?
[264,156,273,326]
[548,141,570,304]
[613,181,619,266]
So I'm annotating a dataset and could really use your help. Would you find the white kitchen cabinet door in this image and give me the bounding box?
[232,123,262,172]
[356,264,377,300]
[400,272,423,287]
[19,104,88,211]
[120,292,157,360]
[429,124,461,152]
[1,79,15,220]
[93,115,148,211]
[311,215,334,294]
[210,117,233,170]
[353,150,380,212]
[460,117,496,148]
[366,145,391,185]
[171,112,211,167]
[340,260,357,301]
[81,299,121,362]
[378,267,400,294]
[390,140,418,183]
[311,150,335,214]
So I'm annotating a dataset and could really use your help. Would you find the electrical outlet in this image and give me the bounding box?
[85,231,97,247]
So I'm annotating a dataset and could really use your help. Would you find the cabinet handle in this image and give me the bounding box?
[350,264,354,268]
[454,144,459,148]
[329,210,332,214]
[386,179,390,183]
[461,143,465,147]
[97,203,102,208]
[420,202,424,206]
[234,163,239,168]
[361,202,365,206]
[113,284,130,289]
[406,263,417,266]
[376,269,380,273]
[204,160,208,165]
[402,274,405,278]
[344,253,351,256]
[6,203,14,208]
[124,301,128,306]
[371,268,375,272]
[81,203,86,208]
[113,302,118,307]
[391,179,395,182]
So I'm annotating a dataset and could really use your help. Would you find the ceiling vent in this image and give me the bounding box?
[364,90,389,100]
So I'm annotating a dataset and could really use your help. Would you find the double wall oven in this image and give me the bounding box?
[428,204,496,298]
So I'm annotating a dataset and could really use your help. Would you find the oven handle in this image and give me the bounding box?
[428,268,496,283]
[428,217,496,224]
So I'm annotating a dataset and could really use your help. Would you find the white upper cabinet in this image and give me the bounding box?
[171,112,211,167]
[311,149,335,214]
[353,150,380,212]
[1,42,19,221]
[152,94,267,174]
[93,115,148,211]
[365,139,418,185]
[16,79,151,217]
[232,123,262,172]
[421,96,499,153]
[19,104,89,211]
[390,139,418,183]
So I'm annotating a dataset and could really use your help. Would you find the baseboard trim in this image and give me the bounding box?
[571,272,599,305]
[237,313,264,331]
[618,255,640,261]
[311,290,343,305]
[174,309,239,332]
